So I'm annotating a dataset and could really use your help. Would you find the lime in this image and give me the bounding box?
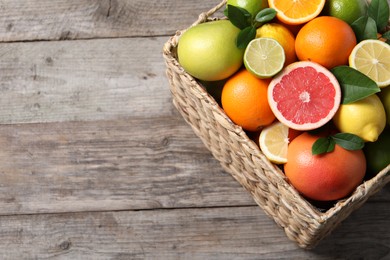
[177,20,244,81]
[323,0,367,25]
[333,94,386,142]
[244,38,285,78]
[364,128,390,176]
[227,0,268,18]
[379,86,390,125]
[349,40,390,88]
[256,23,297,66]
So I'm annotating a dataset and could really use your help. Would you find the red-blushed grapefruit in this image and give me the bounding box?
[284,132,366,201]
[268,61,341,131]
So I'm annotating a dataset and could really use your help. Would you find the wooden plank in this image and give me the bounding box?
[0,37,175,124]
[0,117,255,215]
[0,0,223,42]
[0,204,388,259]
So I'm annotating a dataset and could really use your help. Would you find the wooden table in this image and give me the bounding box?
[0,0,389,258]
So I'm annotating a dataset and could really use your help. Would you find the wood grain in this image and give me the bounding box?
[0,0,223,42]
[0,205,388,259]
[0,37,175,124]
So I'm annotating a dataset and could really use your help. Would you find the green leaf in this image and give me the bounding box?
[331,66,380,104]
[351,16,378,42]
[236,26,256,49]
[331,133,365,150]
[312,137,336,155]
[255,8,277,23]
[368,0,390,32]
[382,30,390,44]
[226,4,252,30]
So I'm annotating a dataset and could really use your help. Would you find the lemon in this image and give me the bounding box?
[379,86,390,125]
[333,94,386,142]
[259,121,289,164]
[364,128,390,176]
[256,23,297,66]
[244,38,285,78]
[349,39,390,88]
[322,0,367,25]
[227,0,268,18]
[177,20,244,81]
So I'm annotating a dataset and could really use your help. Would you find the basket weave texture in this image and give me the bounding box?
[163,0,390,249]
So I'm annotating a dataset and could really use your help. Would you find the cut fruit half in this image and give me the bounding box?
[268,0,326,25]
[349,39,390,88]
[259,121,290,164]
[244,38,285,79]
[268,61,341,131]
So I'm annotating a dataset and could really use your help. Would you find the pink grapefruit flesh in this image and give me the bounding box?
[268,61,341,131]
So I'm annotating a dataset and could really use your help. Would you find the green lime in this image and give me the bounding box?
[227,0,268,18]
[323,0,367,25]
[364,127,390,176]
[244,38,285,79]
[379,86,390,125]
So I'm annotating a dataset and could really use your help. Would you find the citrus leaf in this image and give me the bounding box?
[331,133,365,150]
[382,30,390,44]
[331,66,380,104]
[226,4,252,30]
[351,16,378,42]
[367,0,390,32]
[312,137,335,155]
[236,26,256,49]
[255,8,277,23]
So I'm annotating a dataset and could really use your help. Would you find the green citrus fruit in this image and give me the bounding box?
[379,86,390,125]
[323,0,367,25]
[177,20,244,81]
[227,0,268,18]
[364,127,390,176]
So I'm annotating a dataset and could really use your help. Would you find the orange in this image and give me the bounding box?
[221,69,275,132]
[284,132,366,201]
[268,0,326,25]
[295,16,357,69]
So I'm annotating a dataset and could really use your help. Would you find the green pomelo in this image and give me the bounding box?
[177,20,244,81]
[323,0,367,25]
[364,128,390,176]
[226,0,268,17]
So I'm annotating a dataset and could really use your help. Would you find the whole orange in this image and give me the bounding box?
[221,69,275,132]
[295,16,357,69]
[284,132,366,201]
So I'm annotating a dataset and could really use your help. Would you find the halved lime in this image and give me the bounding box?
[244,38,285,79]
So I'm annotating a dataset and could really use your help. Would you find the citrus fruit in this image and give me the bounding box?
[333,94,386,142]
[349,39,390,88]
[268,0,326,25]
[295,16,357,69]
[259,121,289,164]
[227,0,268,18]
[244,38,285,78]
[256,23,297,66]
[177,20,244,81]
[284,132,366,201]
[379,86,390,125]
[364,128,390,176]
[322,0,367,25]
[268,61,341,131]
[221,69,275,131]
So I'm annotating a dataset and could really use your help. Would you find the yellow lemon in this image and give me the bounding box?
[333,94,386,142]
[256,23,297,66]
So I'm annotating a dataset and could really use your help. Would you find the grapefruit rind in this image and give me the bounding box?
[268,61,341,131]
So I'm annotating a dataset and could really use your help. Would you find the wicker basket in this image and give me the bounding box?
[163,0,390,249]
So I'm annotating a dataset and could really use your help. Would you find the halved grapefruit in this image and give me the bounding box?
[268,61,341,131]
